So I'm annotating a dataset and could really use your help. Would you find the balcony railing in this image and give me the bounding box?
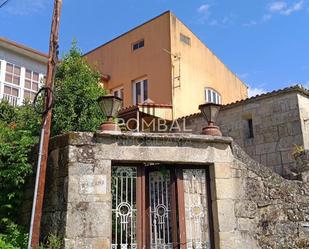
[1,94,20,106]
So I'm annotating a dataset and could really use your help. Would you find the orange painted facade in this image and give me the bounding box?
[84,11,248,119]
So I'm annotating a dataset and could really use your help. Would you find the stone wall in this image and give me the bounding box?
[23,132,309,249]
[230,143,309,249]
[182,91,309,177]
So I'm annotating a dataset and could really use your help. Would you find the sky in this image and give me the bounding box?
[1,0,309,96]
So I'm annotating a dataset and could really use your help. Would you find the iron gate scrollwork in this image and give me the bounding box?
[112,167,137,249]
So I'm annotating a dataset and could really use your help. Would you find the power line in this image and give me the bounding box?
[0,0,10,8]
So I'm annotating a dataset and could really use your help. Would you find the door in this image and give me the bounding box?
[111,164,214,249]
[147,169,176,249]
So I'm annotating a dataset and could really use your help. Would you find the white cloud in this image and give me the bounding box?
[248,87,267,97]
[262,14,272,22]
[197,4,211,14]
[209,16,232,27]
[303,82,309,89]
[3,0,49,15]
[281,0,304,15]
[269,1,287,12]
[243,14,272,27]
[245,0,304,27]
[268,0,304,16]
[243,20,258,27]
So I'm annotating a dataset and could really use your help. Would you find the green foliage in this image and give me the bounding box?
[0,238,17,249]
[0,101,38,249]
[0,102,39,222]
[0,219,28,249]
[0,42,106,248]
[52,43,106,135]
[39,234,62,249]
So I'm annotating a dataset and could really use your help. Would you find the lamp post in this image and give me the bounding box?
[198,103,222,136]
[97,94,122,131]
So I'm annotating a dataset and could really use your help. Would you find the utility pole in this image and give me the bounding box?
[28,0,62,248]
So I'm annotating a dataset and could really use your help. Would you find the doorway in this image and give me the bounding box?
[111,163,214,249]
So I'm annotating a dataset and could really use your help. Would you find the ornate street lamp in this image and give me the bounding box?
[97,94,122,131]
[198,103,222,136]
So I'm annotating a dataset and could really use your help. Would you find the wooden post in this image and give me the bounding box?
[28,1,62,248]
[176,168,187,249]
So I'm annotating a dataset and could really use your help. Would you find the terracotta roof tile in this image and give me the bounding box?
[177,84,309,120]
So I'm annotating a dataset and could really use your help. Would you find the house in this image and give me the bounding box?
[84,11,248,120]
[0,37,48,106]
[181,85,309,178]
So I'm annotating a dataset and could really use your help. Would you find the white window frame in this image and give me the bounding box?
[132,78,148,105]
[132,39,145,51]
[112,87,124,99]
[24,69,40,102]
[4,62,21,86]
[0,60,45,105]
[205,88,222,104]
[112,86,124,107]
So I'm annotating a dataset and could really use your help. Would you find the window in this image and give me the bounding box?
[205,88,222,104]
[3,85,19,106]
[112,87,124,99]
[5,63,21,85]
[133,79,148,105]
[4,85,19,97]
[24,69,40,101]
[180,33,191,46]
[112,87,124,107]
[132,39,144,51]
[111,164,214,249]
[247,118,254,138]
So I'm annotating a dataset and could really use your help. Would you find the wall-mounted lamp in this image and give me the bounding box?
[199,103,222,136]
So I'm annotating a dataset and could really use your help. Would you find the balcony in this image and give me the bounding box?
[1,94,20,106]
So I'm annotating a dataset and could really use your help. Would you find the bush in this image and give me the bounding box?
[0,42,106,248]
[0,219,28,249]
[0,103,38,224]
[39,234,62,249]
[52,43,106,135]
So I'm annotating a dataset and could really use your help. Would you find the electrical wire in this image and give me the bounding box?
[0,0,10,8]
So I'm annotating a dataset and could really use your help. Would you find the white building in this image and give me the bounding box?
[0,37,48,106]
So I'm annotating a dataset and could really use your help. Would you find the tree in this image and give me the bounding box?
[52,43,106,135]
[0,43,106,248]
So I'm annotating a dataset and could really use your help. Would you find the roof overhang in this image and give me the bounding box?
[0,37,48,64]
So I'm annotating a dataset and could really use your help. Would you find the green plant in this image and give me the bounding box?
[292,144,305,160]
[0,42,106,248]
[0,219,28,249]
[39,234,62,249]
[52,42,106,136]
[0,238,18,249]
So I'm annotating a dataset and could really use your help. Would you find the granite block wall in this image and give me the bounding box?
[22,132,309,249]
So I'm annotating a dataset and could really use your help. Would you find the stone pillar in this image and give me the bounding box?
[211,162,258,249]
[64,145,112,249]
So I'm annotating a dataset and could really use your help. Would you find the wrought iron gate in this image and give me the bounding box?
[111,165,214,249]
[111,167,137,249]
[148,171,173,249]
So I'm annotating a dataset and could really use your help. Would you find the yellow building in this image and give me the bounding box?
[84,11,248,120]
